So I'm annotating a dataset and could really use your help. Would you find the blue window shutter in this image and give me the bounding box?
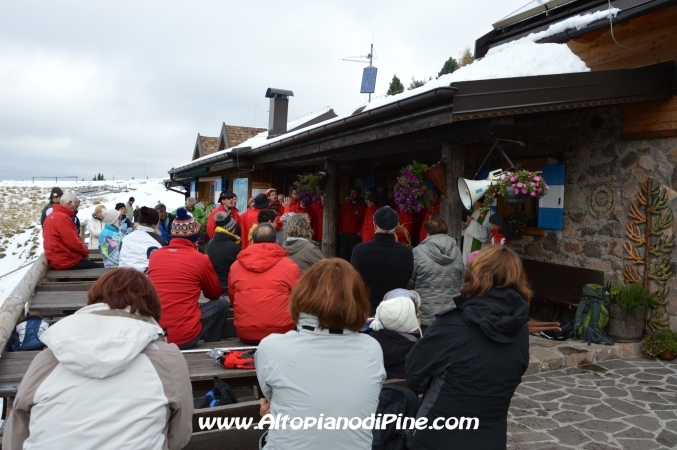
[215,179,222,193]
[190,181,198,199]
[538,164,565,230]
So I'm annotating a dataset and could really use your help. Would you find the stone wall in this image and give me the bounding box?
[471,106,677,330]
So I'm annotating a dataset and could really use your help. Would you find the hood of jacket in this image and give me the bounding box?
[52,203,74,218]
[237,242,289,273]
[214,226,241,244]
[461,288,529,344]
[418,234,461,265]
[283,238,318,256]
[39,303,164,379]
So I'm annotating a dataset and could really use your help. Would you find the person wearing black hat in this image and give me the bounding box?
[238,193,271,250]
[207,211,242,293]
[207,190,239,239]
[350,205,414,314]
[115,202,134,236]
[40,187,63,226]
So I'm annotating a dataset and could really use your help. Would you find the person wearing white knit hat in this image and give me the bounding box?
[99,209,123,268]
[369,294,421,379]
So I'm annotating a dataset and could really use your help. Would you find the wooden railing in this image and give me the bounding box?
[0,254,49,351]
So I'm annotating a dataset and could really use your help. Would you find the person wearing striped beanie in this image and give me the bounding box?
[147,207,225,349]
[171,208,201,242]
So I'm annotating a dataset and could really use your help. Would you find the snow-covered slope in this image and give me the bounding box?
[0,178,185,303]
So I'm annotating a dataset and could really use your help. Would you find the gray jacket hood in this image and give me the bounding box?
[418,234,461,266]
[283,238,317,256]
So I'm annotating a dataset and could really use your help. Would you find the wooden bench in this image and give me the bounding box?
[0,338,256,398]
[43,268,110,281]
[522,259,605,321]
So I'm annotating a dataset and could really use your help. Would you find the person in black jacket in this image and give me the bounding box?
[405,245,530,450]
[350,206,414,314]
[40,187,63,226]
[207,211,241,293]
[368,289,421,379]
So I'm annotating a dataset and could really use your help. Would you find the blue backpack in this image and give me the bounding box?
[3,316,50,352]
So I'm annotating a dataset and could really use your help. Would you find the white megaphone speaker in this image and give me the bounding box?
[457,169,503,210]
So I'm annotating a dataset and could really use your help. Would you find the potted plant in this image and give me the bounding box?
[394,161,430,214]
[480,170,549,215]
[608,282,650,343]
[292,173,324,208]
[641,328,677,360]
[505,211,534,235]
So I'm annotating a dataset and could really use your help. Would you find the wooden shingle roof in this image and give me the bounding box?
[216,123,266,151]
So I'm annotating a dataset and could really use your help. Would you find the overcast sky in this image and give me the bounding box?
[0,0,536,180]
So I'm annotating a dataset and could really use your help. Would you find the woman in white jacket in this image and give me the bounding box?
[2,268,193,450]
[87,204,106,249]
[256,258,386,450]
[120,206,167,273]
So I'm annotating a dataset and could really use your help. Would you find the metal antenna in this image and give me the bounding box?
[343,41,376,102]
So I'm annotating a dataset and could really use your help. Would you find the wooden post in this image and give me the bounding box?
[440,143,465,241]
[0,254,49,350]
[322,159,338,258]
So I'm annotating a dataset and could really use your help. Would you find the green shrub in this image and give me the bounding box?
[610,282,649,313]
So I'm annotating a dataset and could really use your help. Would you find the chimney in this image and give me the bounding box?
[265,88,294,138]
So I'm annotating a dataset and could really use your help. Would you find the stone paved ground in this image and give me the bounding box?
[508,357,677,450]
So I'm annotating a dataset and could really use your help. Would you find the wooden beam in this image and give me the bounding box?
[439,143,465,242]
[322,160,338,257]
[265,119,499,168]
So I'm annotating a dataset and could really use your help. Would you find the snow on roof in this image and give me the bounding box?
[174,10,619,172]
[489,7,620,53]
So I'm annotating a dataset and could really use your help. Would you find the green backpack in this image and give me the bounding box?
[573,284,614,346]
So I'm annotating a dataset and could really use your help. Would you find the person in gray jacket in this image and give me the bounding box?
[256,258,386,450]
[408,218,464,327]
[282,213,323,273]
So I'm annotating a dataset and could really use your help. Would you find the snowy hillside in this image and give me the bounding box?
[0,178,185,303]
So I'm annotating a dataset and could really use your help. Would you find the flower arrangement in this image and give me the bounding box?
[292,173,324,208]
[480,170,549,215]
[641,328,677,357]
[505,211,534,234]
[394,162,430,214]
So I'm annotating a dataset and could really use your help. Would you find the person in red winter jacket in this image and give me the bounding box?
[419,191,441,244]
[148,208,225,349]
[228,223,301,344]
[42,193,100,270]
[360,192,381,244]
[207,191,240,239]
[238,193,271,250]
[338,187,366,261]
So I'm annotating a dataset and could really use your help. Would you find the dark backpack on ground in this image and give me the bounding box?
[574,284,614,346]
[3,316,50,352]
[372,385,418,450]
[540,319,574,341]
[198,377,239,408]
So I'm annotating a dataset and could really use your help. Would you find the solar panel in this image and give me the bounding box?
[360,66,378,93]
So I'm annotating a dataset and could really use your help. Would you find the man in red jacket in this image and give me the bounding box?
[309,196,324,242]
[207,190,240,239]
[360,192,381,244]
[148,208,224,349]
[238,193,271,250]
[42,193,100,270]
[228,223,301,344]
[419,190,441,243]
[338,187,366,261]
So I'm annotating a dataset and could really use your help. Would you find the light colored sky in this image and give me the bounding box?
[0,0,537,180]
